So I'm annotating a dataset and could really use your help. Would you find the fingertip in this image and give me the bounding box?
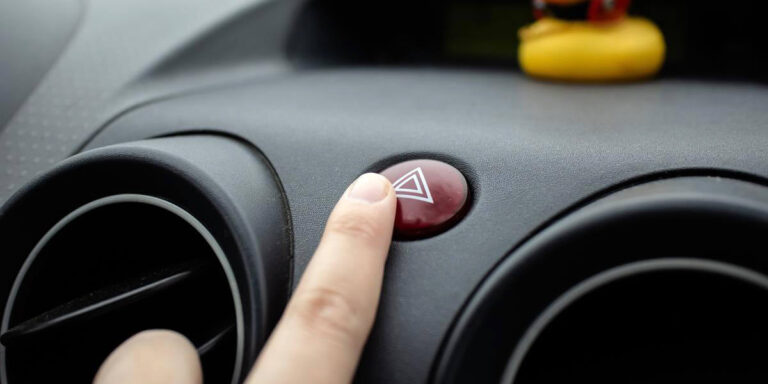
[326,173,397,247]
[346,173,393,204]
[94,329,202,384]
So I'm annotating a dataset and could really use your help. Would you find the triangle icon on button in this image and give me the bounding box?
[392,167,434,204]
[394,175,422,194]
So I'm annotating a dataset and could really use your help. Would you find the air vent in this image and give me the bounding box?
[505,259,768,384]
[0,135,291,384]
[1,195,242,383]
[434,177,768,384]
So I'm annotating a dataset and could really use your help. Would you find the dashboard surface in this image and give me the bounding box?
[89,69,768,383]
[2,0,768,383]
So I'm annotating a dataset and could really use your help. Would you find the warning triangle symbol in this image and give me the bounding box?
[392,167,434,204]
[395,176,422,194]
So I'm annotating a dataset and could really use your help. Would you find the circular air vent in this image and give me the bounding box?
[0,135,292,384]
[504,259,768,384]
[434,176,768,384]
[1,195,242,383]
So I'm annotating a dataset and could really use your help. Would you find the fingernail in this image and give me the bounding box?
[347,173,390,203]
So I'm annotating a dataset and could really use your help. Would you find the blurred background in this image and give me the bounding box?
[290,0,768,82]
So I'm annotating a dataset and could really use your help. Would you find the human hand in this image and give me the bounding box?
[93,173,397,384]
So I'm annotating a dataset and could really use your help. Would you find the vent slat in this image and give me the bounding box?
[4,201,239,384]
[0,261,208,347]
[198,325,234,356]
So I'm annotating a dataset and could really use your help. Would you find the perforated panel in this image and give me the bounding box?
[0,0,297,203]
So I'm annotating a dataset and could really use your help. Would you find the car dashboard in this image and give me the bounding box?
[1,1,768,383]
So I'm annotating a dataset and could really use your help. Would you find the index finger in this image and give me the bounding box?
[245,173,397,384]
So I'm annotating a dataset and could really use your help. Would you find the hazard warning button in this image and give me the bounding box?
[380,159,469,238]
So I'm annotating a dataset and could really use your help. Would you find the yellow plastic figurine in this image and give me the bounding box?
[519,0,665,81]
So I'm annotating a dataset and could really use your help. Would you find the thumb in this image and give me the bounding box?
[93,330,202,384]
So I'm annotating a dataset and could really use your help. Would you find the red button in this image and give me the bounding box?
[380,159,469,238]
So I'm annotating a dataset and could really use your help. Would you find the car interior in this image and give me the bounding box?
[1,0,768,383]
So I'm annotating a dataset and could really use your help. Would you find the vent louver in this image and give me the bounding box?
[1,196,241,384]
[0,135,292,384]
